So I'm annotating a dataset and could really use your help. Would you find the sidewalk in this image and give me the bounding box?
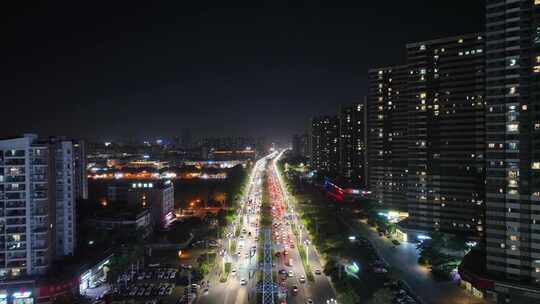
[351,218,485,304]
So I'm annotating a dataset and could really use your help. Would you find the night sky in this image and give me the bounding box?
[1,1,484,143]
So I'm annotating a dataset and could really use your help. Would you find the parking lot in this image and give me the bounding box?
[94,266,201,304]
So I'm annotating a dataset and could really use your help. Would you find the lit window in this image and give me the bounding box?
[536,0,540,5]
[420,92,427,99]
[510,235,519,241]
[507,123,519,132]
[509,87,517,95]
[458,38,464,43]
[509,58,518,67]
[533,162,540,170]
[419,45,426,50]
[522,105,528,111]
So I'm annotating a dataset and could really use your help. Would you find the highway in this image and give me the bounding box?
[270,150,336,304]
[198,150,336,304]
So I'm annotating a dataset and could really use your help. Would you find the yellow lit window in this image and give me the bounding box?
[533,162,540,170]
[420,92,427,99]
[510,235,519,241]
[507,123,519,132]
[458,38,464,43]
[536,0,540,5]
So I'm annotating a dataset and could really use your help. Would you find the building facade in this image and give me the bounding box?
[72,140,88,200]
[339,102,368,187]
[405,34,486,237]
[367,65,409,211]
[310,116,340,175]
[0,134,78,279]
[482,0,540,301]
[108,180,174,228]
[292,134,310,159]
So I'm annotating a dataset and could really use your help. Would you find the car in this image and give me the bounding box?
[231,269,237,276]
[288,270,294,277]
[237,251,242,256]
[284,250,288,255]
[275,251,281,257]
[291,285,298,295]
[392,240,401,246]
[290,243,295,248]
[203,288,209,295]
[299,275,306,283]
[306,299,314,304]
[240,278,247,286]
[314,269,322,275]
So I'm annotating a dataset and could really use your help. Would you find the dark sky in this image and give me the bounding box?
[1,0,484,143]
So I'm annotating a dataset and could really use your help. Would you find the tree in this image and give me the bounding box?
[447,234,468,253]
[369,288,394,304]
[338,288,361,304]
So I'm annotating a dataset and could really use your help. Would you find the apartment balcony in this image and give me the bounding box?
[4,176,25,183]
[5,202,26,209]
[4,159,26,166]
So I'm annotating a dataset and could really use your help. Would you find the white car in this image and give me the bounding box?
[231,269,237,276]
[240,278,247,286]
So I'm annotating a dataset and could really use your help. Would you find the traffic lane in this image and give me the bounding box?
[275,220,309,304]
[199,160,265,304]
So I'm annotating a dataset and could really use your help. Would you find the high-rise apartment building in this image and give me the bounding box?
[405,33,486,237]
[73,140,88,200]
[0,134,79,279]
[310,116,340,174]
[367,65,409,211]
[292,134,310,159]
[49,138,77,257]
[481,0,540,300]
[339,103,368,187]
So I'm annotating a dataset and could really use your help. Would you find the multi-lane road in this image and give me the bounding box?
[270,150,336,304]
[198,151,336,304]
